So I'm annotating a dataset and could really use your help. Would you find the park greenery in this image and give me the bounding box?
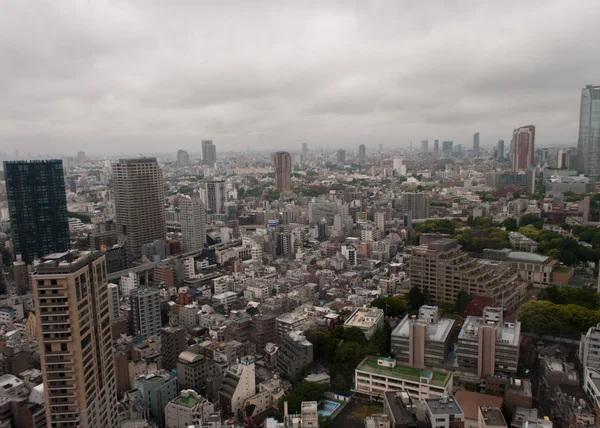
[67,211,92,224]
[518,300,600,338]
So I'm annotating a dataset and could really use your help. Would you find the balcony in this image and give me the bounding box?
[46,366,75,373]
[39,301,69,308]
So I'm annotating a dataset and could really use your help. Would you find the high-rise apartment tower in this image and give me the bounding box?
[179,195,207,253]
[511,126,535,171]
[201,140,217,166]
[577,85,600,180]
[273,151,292,193]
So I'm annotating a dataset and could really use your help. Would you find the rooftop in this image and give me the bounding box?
[425,396,463,415]
[173,393,200,408]
[507,251,549,264]
[458,315,521,346]
[392,314,455,343]
[344,307,384,328]
[479,406,506,426]
[454,390,503,421]
[357,357,451,387]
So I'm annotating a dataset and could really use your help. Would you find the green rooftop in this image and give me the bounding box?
[358,357,451,387]
[174,395,199,408]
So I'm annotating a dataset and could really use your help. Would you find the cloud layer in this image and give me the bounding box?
[1,0,599,155]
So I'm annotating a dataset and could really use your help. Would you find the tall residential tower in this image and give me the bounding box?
[201,140,217,166]
[112,158,166,259]
[273,151,292,193]
[179,195,207,252]
[4,160,69,264]
[577,85,600,181]
[511,125,535,171]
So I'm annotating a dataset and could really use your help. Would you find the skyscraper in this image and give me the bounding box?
[337,149,346,164]
[511,125,535,171]
[358,144,366,164]
[421,140,429,154]
[112,158,166,259]
[442,141,453,158]
[4,160,69,264]
[177,149,190,167]
[301,142,308,163]
[497,140,505,159]
[199,180,226,214]
[577,85,600,180]
[201,140,217,166]
[32,250,118,427]
[179,195,207,252]
[433,140,439,153]
[473,132,480,154]
[273,151,292,193]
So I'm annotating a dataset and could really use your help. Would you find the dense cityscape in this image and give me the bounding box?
[0,82,598,428]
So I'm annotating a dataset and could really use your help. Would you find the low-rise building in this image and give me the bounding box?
[344,307,384,339]
[391,305,454,368]
[165,389,215,428]
[580,322,600,371]
[177,350,218,391]
[454,391,503,428]
[478,407,507,428]
[507,252,559,288]
[276,331,313,381]
[354,356,453,400]
[424,395,464,428]
[276,313,307,341]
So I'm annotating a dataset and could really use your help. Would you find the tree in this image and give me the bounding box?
[519,214,543,230]
[371,320,392,355]
[278,382,327,415]
[502,218,518,232]
[407,286,426,310]
[456,290,472,314]
[0,246,11,268]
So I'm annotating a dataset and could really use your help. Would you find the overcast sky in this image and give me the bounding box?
[1,1,599,156]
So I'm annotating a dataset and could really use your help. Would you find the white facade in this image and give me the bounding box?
[165,390,215,428]
[107,283,120,322]
[580,323,600,370]
[120,272,140,297]
[179,196,207,253]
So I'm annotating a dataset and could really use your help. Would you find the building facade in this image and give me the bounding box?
[129,286,161,339]
[577,85,600,181]
[32,250,118,427]
[179,196,207,253]
[273,151,292,193]
[511,126,535,171]
[4,160,69,264]
[201,140,217,166]
[112,158,166,259]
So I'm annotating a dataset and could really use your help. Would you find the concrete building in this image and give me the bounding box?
[397,193,430,220]
[276,331,313,381]
[179,195,207,253]
[424,395,465,428]
[359,144,366,164]
[382,390,426,428]
[129,286,161,339]
[473,133,480,155]
[32,250,118,427]
[508,232,539,252]
[276,313,307,340]
[177,351,218,391]
[421,140,429,154]
[165,389,215,428]
[273,151,292,193]
[160,327,187,372]
[108,282,120,322]
[354,356,453,400]
[577,85,600,181]
[391,305,455,368]
[251,314,277,354]
[133,371,178,426]
[176,149,190,167]
[199,180,226,215]
[113,158,166,259]
[337,149,346,165]
[507,252,560,288]
[344,307,384,339]
[478,407,507,428]
[409,239,526,313]
[219,356,256,418]
[121,271,140,297]
[457,307,521,378]
[580,322,600,371]
[511,126,535,171]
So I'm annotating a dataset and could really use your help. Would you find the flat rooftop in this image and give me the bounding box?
[425,396,463,415]
[345,307,383,328]
[392,314,455,343]
[479,407,506,426]
[458,316,521,346]
[356,357,451,387]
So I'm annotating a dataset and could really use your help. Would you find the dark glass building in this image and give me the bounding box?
[4,160,69,263]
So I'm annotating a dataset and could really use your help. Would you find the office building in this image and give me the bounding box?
[343,307,384,339]
[108,283,120,322]
[393,158,407,176]
[421,140,429,154]
[219,356,256,418]
[442,141,453,158]
[177,351,218,391]
[77,151,86,164]
[179,195,207,253]
[354,356,453,400]
[358,144,366,164]
[424,396,465,428]
[32,250,118,427]
[391,306,455,368]
[397,193,430,219]
[337,149,346,165]
[409,239,526,313]
[434,140,440,153]
[301,142,308,162]
[473,132,480,154]
[201,140,217,166]
[132,371,178,426]
[511,126,535,171]
[276,313,307,341]
[580,322,600,370]
[497,140,505,159]
[578,85,600,180]
[273,151,292,193]
[276,331,314,381]
[251,314,277,353]
[129,286,161,339]
[112,158,166,259]
[160,327,187,372]
[457,307,521,378]
[199,180,226,214]
[176,149,190,167]
[4,160,69,264]
[165,390,215,428]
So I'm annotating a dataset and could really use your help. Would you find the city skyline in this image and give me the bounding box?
[0,2,599,154]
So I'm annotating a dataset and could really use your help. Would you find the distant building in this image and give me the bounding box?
[337,149,346,165]
[273,151,292,193]
[129,286,161,339]
[497,140,505,159]
[421,140,429,154]
[473,133,480,154]
[177,149,190,167]
[434,140,440,153]
[457,307,520,378]
[358,144,366,164]
[160,327,187,372]
[199,181,226,214]
[577,85,600,181]
[344,307,384,339]
[397,193,430,219]
[511,126,535,171]
[4,160,69,264]
[179,195,207,252]
[201,140,217,166]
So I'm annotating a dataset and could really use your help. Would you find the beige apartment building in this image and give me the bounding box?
[32,250,118,428]
[409,239,527,313]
